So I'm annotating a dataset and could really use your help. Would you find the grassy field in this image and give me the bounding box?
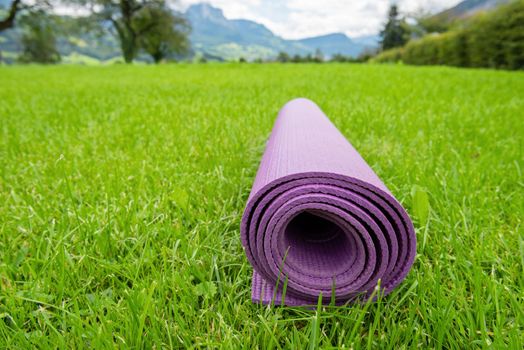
[0,63,523,348]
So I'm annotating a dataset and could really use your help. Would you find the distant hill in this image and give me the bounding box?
[186,3,371,60]
[186,3,301,60]
[294,33,362,58]
[429,0,511,22]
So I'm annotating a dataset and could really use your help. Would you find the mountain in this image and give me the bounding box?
[352,35,381,48]
[294,33,362,58]
[430,0,511,21]
[186,3,303,60]
[187,4,285,48]
[186,3,369,60]
[1,2,375,63]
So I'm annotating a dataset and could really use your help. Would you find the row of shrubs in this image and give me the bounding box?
[372,0,524,70]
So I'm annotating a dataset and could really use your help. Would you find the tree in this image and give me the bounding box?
[291,54,302,63]
[0,0,22,32]
[0,0,50,33]
[134,3,189,63]
[313,48,324,62]
[277,51,290,62]
[104,0,163,63]
[78,0,190,63]
[380,5,408,50]
[18,11,60,63]
[77,0,161,63]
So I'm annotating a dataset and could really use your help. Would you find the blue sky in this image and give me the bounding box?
[181,0,462,38]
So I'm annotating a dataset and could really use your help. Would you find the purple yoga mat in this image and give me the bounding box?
[240,98,416,306]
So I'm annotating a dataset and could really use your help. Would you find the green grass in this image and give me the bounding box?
[0,63,522,348]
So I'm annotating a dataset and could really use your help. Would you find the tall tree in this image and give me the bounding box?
[134,4,189,63]
[18,10,60,63]
[380,5,408,50]
[82,0,189,63]
[101,0,158,63]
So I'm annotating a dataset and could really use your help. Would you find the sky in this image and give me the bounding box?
[180,0,462,39]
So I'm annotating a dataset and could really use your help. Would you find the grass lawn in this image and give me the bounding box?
[0,63,523,348]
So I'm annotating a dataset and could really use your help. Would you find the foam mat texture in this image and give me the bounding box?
[240,98,416,306]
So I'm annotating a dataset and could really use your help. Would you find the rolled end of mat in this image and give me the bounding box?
[241,99,416,306]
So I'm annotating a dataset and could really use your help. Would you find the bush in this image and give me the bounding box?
[375,0,524,70]
[370,47,404,63]
[403,35,439,65]
[438,31,469,67]
[467,1,524,69]
[403,31,468,67]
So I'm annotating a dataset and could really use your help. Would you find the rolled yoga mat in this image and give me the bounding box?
[240,98,416,306]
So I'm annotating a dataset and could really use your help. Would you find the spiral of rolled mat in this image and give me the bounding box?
[240,98,416,306]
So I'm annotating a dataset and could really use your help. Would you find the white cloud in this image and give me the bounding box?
[181,0,461,38]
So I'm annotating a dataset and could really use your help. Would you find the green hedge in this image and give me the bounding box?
[374,1,524,70]
[403,31,469,67]
[467,2,524,69]
[370,47,404,63]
